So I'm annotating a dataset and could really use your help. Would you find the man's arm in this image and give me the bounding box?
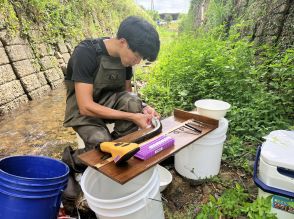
[75,82,151,129]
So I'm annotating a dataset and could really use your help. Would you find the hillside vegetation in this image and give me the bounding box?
[0,0,151,44]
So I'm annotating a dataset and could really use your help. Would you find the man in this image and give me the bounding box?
[62,16,160,205]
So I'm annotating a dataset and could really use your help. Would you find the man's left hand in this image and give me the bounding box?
[142,105,160,125]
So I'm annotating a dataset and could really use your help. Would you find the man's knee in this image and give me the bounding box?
[74,126,112,149]
[118,92,143,113]
[128,97,143,113]
[113,92,143,113]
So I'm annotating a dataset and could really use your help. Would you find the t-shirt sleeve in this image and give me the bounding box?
[70,45,97,84]
[126,67,133,80]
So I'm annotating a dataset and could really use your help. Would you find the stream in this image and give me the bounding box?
[0,85,76,159]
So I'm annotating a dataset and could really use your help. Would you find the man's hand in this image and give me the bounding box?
[142,105,160,120]
[132,113,153,129]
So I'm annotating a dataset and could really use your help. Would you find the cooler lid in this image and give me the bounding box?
[261,130,294,170]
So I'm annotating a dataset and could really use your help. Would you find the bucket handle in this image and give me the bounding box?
[277,167,294,178]
[253,146,294,199]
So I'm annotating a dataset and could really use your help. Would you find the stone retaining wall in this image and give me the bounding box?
[0,29,72,116]
[191,0,293,47]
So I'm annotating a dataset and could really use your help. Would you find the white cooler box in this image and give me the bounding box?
[254,130,294,219]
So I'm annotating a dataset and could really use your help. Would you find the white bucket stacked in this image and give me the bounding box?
[254,130,294,219]
[81,166,164,219]
[175,99,230,180]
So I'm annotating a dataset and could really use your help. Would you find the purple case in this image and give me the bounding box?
[134,135,175,160]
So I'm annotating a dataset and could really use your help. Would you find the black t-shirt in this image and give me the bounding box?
[65,38,133,83]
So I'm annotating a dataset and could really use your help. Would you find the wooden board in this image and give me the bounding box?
[78,109,218,184]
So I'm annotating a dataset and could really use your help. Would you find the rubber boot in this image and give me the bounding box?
[61,146,83,215]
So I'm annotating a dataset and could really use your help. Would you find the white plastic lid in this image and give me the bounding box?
[261,130,294,170]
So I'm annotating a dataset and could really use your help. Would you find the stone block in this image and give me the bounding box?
[56,68,64,79]
[12,59,41,78]
[50,79,64,89]
[281,4,294,39]
[0,64,16,85]
[65,43,73,54]
[60,63,67,75]
[40,56,58,70]
[29,29,44,43]
[0,95,29,116]
[57,42,68,53]
[20,74,42,92]
[36,72,48,86]
[0,31,28,46]
[5,45,34,62]
[35,43,54,57]
[44,68,62,83]
[62,53,71,64]
[0,47,10,65]
[28,85,51,100]
[0,40,3,47]
[55,51,63,60]
[0,80,25,105]
[273,3,289,13]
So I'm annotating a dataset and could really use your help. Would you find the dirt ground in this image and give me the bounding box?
[160,157,257,217]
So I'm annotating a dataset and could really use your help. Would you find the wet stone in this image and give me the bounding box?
[0,80,25,105]
[0,95,29,116]
[27,85,51,100]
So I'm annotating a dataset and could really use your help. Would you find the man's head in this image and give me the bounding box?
[117,16,160,66]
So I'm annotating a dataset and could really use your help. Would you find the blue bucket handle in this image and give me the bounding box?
[253,145,294,199]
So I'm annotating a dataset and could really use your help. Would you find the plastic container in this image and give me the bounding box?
[81,166,164,219]
[158,165,172,192]
[254,130,294,219]
[194,99,231,120]
[0,155,69,219]
[175,118,228,180]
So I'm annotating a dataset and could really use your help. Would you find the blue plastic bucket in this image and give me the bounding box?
[0,155,69,219]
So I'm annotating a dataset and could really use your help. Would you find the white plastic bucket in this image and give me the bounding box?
[81,166,164,219]
[194,99,231,120]
[175,118,228,180]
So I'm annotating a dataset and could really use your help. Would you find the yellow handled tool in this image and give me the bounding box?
[100,142,140,165]
[99,118,162,166]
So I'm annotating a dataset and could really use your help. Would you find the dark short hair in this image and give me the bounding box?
[117,16,160,62]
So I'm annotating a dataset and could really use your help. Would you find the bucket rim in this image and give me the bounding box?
[0,174,68,187]
[81,166,157,204]
[0,155,69,181]
[195,99,231,111]
[0,179,68,193]
[0,186,65,199]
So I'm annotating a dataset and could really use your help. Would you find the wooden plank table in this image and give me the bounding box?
[78,109,218,184]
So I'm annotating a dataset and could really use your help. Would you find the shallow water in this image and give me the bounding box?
[0,84,77,159]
